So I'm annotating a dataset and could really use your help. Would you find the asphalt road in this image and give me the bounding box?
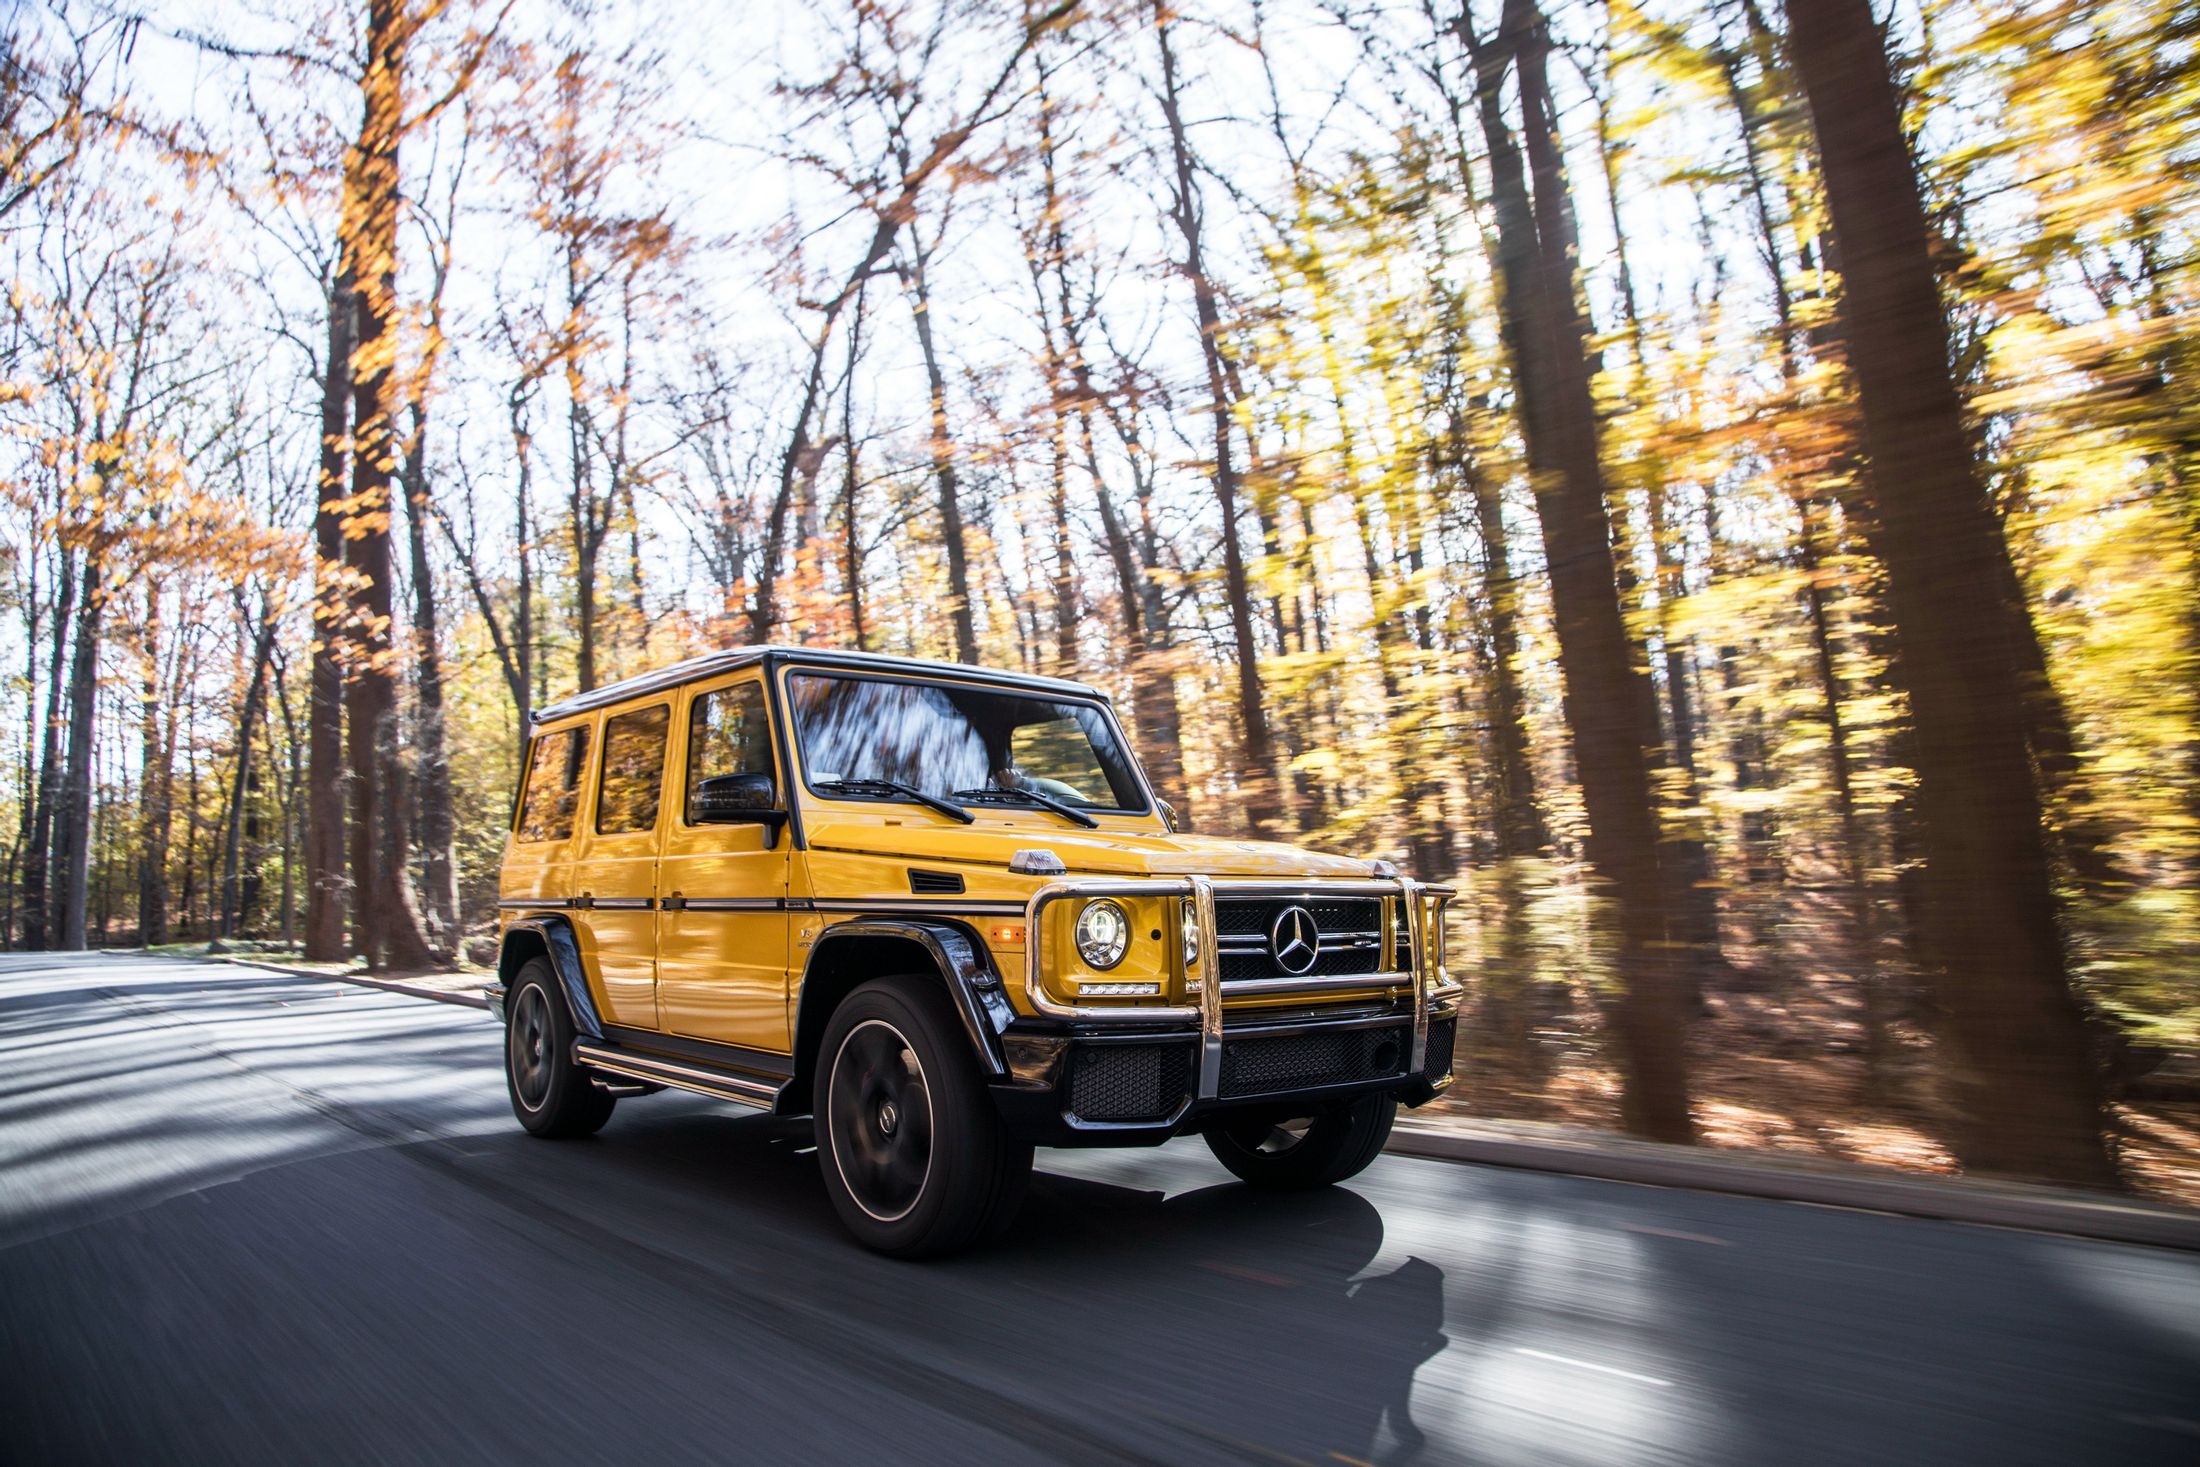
[4,954,2197,1467]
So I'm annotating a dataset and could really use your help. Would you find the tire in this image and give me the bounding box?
[813,976,1032,1258]
[1203,1091,1397,1190]
[505,958,616,1138]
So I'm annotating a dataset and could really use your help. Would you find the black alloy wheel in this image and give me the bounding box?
[504,957,615,1138]
[826,1017,936,1225]
[813,976,1032,1257]
[1204,1090,1397,1189]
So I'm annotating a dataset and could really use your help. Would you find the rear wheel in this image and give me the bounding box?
[814,977,1031,1257]
[1204,1091,1396,1189]
[505,958,615,1138]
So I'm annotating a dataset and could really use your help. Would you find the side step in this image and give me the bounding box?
[573,1040,784,1111]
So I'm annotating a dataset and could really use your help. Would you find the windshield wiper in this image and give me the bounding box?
[951,786,1100,829]
[811,778,974,824]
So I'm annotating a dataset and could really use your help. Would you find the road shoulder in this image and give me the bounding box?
[1390,1113,2200,1252]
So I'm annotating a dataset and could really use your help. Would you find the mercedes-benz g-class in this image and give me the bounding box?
[490,646,1458,1255]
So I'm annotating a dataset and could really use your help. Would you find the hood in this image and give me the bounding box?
[803,819,1384,880]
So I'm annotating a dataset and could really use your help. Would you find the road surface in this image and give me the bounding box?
[4,952,2196,1466]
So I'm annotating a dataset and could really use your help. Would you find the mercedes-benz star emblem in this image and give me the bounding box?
[1269,905,1321,975]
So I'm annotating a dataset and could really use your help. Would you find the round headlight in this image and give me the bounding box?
[1075,899,1131,970]
[1180,897,1199,968]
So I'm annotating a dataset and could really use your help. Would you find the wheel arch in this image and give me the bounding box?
[496,915,605,1040]
[786,919,1012,1115]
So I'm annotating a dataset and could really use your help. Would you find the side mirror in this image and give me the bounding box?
[1157,798,1181,832]
[692,773,788,833]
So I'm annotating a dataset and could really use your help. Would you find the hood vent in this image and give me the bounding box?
[908,868,966,895]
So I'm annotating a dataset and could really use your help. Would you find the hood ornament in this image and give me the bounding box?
[1009,849,1069,876]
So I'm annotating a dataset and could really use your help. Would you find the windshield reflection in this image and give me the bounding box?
[786,673,1147,813]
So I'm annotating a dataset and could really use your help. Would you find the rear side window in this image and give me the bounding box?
[596,704,670,835]
[516,726,591,843]
[685,681,774,823]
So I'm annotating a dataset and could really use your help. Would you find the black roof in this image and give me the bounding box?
[530,645,1108,723]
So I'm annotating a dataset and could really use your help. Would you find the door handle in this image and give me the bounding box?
[661,893,686,911]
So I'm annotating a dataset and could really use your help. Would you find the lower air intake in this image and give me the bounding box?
[1067,1043,1192,1122]
[1219,1024,1408,1098]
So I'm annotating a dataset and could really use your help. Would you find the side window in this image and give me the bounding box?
[516,726,591,843]
[685,681,774,823]
[596,704,670,835]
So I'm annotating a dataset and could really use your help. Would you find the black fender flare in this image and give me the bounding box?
[497,915,605,1041]
[795,918,1014,1082]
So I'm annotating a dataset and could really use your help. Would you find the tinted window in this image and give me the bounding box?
[516,726,590,843]
[787,673,1146,811]
[685,681,774,823]
[596,704,670,835]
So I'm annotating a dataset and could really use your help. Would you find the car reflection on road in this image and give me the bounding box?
[1000,1176,1450,1464]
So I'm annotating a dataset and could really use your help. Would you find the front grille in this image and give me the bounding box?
[1423,1016,1457,1081]
[1214,897,1384,983]
[1067,1042,1192,1122]
[1219,1023,1407,1098]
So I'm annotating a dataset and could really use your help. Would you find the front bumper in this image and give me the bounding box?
[989,1001,1459,1146]
[993,874,1459,1147]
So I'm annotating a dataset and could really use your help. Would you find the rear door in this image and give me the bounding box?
[655,673,793,1053]
[570,701,671,1031]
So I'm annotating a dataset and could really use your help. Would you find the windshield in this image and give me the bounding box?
[786,672,1149,814]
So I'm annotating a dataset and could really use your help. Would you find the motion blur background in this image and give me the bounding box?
[2,0,2195,1197]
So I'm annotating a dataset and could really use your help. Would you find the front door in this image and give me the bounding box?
[656,674,793,1054]
[570,701,671,1031]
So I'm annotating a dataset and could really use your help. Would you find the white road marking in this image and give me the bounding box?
[1624,1223,1731,1246]
[1511,1347,1672,1388]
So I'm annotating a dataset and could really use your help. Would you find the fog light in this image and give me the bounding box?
[1075,899,1130,969]
[1080,981,1160,997]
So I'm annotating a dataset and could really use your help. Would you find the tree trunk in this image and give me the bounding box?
[1470,465,1548,859]
[1153,0,1283,834]
[54,549,104,951]
[403,397,458,954]
[1463,0,1694,1142]
[1785,0,2112,1185]
[23,547,76,949]
[137,584,169,946]
[340,0,436,974]
[306,269,353,962]
[220,607,279,942]
[902,247,981,664]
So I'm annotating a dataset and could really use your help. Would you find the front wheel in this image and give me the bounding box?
[814,977,1032,1258]
[1204,1092,1397,1189]
[505,958,615,1138]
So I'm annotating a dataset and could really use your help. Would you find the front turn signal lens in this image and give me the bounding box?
[1074,899,1131,970]
[988,923,1027,945]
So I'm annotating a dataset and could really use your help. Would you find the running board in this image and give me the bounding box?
[572,1040,784,1111]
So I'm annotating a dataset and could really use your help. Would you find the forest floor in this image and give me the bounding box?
[1444,961,2200,1209]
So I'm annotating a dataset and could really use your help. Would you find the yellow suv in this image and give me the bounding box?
[491,646,1459,1255]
